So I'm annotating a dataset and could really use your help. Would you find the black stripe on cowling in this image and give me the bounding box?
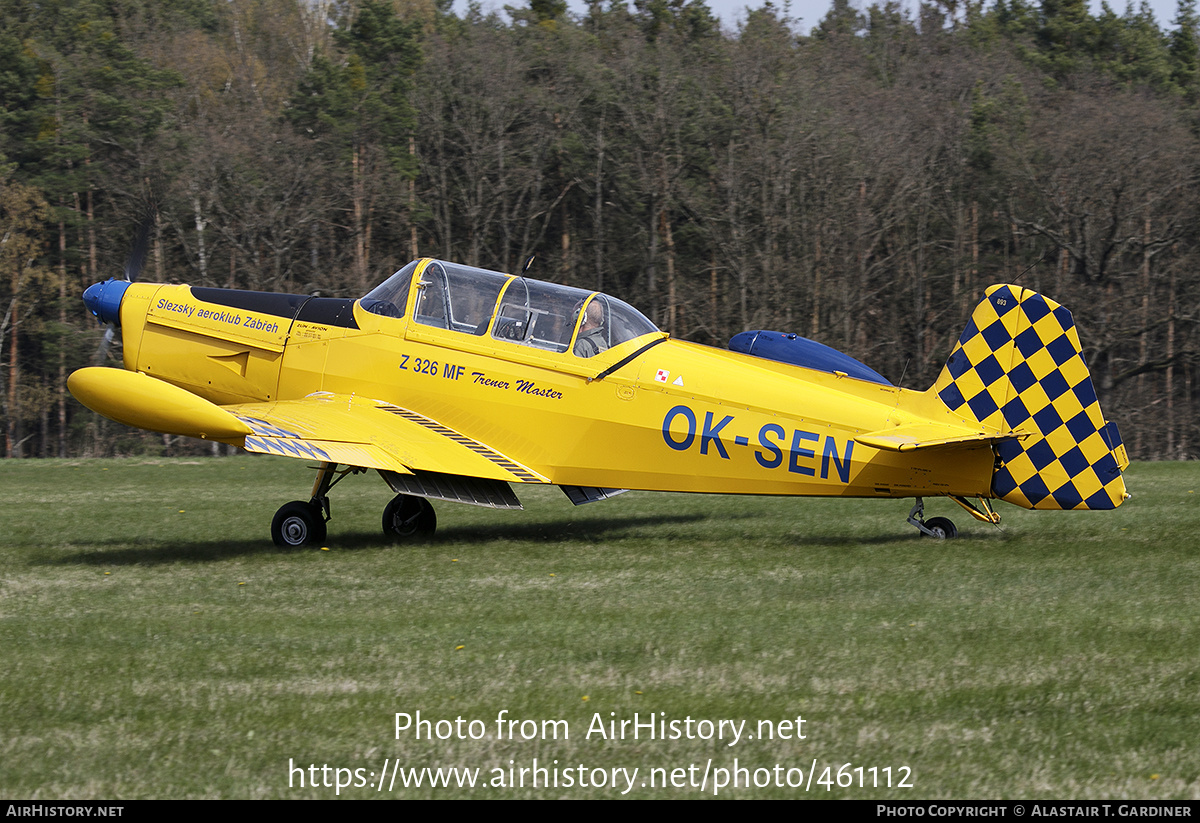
[189,288,360,330]
[296,297,360,328]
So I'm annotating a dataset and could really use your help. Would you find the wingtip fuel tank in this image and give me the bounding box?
[67,367,252,443]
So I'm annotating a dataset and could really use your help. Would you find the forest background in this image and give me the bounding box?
[0,0,1196,461]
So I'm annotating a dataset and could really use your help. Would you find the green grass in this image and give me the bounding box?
[1,457,1198,799]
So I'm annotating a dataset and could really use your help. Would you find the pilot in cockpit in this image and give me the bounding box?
[573,299,607,357]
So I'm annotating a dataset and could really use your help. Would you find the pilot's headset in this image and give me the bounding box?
[574,297,601,328]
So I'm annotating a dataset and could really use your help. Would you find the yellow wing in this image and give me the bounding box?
[226,392,548,484]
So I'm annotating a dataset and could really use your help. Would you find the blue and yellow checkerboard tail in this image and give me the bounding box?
[931,285,1130,511]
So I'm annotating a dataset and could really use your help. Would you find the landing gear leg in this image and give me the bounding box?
[907,497,958,539]
[270,462,362,548]
[309,461,338,523]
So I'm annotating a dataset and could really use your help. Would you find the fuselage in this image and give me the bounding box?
[108,259,994,500]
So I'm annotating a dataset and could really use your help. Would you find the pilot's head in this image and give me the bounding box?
[578,299,603,331]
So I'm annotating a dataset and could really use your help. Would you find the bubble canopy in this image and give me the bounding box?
[361,260,660,358]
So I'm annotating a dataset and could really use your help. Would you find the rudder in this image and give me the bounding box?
[931,285,1129,510]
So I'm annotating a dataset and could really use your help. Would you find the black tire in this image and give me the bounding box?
[382,495,437,541]
[923,516,958,539]
[272,500,327,548]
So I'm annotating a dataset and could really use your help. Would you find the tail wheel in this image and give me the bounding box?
[382,495,437,541]
[272,501,327,548]
[922,516,958,539]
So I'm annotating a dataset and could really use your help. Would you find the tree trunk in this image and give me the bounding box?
[661,207,676,336]
[409,136,419,260]
[6,287,18,458]
[560,198,570,282]
[58,212,68,457]
[192,194,209,283]
[593,115,605,292]
[1136,209,1150,458]
[811,231,821,338]
[352,143,367,291]
[1166,266,1176,458]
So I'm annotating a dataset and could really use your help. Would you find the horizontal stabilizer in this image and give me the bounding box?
[855,423,1019,453]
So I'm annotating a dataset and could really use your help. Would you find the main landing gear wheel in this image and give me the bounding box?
[906,497,959,539]
[272,500,327,548]
[382,494,437,541]
[922,516,958,540]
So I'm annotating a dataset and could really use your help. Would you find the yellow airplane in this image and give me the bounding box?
[68,257,1129,546]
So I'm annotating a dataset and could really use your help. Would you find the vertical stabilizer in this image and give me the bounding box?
[931,285,1129,510]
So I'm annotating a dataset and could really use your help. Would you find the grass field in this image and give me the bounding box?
[1,456,1198,799]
